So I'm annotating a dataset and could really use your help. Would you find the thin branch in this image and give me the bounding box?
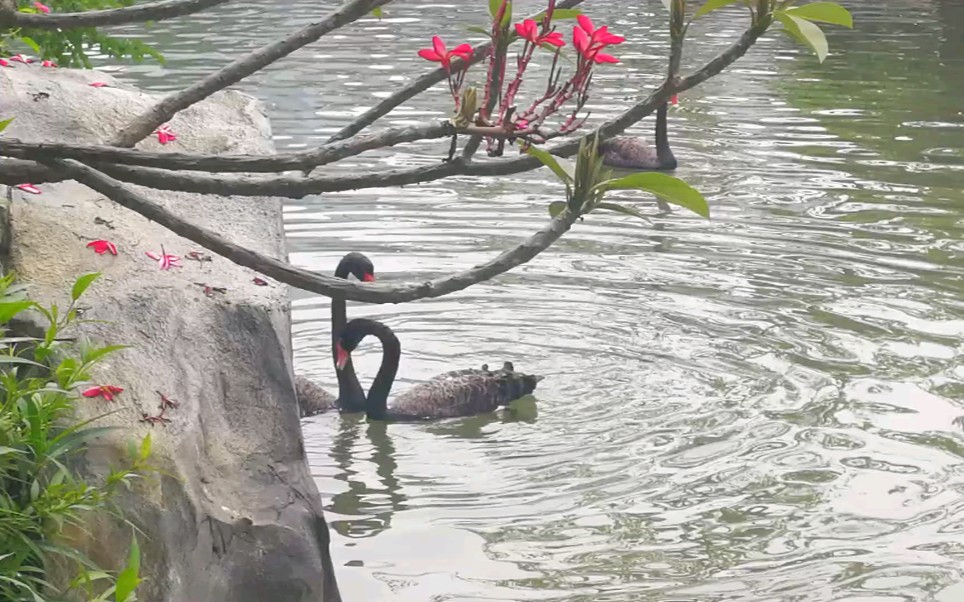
[0,122,452,173]
[0,0,227,30]
[108,0,394,148]
[325,0,588,144]
[42,158,579,303]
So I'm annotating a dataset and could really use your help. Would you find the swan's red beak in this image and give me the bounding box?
[335,342,349,371]
[362,272,375,282]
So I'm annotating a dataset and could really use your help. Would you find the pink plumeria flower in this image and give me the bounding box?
[572,15,624,64]
[515,19,565,48]
[146,249,181,270]
[671,93,679,105]
[15,184,41,194]
[82,384,124,401]
[155,125,177,145]
[41,59,56,68]
[10,54,32,64]
[89,81,109,88]
[417,36,472,73]
[33,2,51,13]
[87,239,118,255]
[0,58,10,67]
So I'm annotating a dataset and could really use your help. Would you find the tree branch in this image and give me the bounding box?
[0,0,228,30]
[108,0,394,148]
[0,122,452,173]
[41,158,579,303]
[324,0,588,144]
[0,13,770,189]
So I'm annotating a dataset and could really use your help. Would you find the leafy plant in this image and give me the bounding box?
[1,0,164,68]
[0,270,151,601]
[527,136,710,221]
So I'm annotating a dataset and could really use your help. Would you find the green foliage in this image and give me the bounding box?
[0,0,164,68]
[694,0,742,18]
[527,136,710,221]
[0,118,13,135]
[0,271,151,602]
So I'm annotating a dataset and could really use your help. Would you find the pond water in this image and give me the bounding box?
[105,0,964,599]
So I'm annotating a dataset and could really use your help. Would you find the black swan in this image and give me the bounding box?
[334,318,543,421]
[599,99,677,171]
[295,252,375,417]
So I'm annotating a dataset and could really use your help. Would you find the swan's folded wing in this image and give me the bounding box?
[391,368,542,419]
[294,374,338,417]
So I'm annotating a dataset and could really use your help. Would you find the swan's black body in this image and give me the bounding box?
[296,252,374,417]
[335,318,543,421]
[599,102,677,171]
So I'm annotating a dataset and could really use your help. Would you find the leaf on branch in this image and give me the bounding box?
[533,8,582,21]
[596,172,710,218]
[776,11,829,63]
[695,0,742,18]
[0,300,36,323]
[71,272,101,302]
[114,532,141,602]
[489,0,512,23]
[548,201,567,218]
[785,2,853,28]
[593,202,651,222]
[370,7,383,19]
[20,37,42,54]
[526,146,573,185]
[0,117,13,134]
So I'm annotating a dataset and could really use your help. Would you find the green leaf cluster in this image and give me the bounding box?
[1,0,164,68]
[526,136,710,222]
[0,271,150,602]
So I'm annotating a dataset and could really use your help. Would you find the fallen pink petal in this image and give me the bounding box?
[0,58,10,67]
[82,384,124,401]
[15,184,41,194]
[87,239,118,256]
[89,81,109,88]
[253,277,269,286]
[10,54,32,64]
[41,59,56,68]
[146,250,182,270]
[33,2,51,13]
[155,125,177,145]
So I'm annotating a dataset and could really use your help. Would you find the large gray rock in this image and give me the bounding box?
[1,65,341,602]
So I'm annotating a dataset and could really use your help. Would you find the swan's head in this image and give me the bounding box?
[335,324,365,371]
[336,318,388,371]
[337,252,376,282]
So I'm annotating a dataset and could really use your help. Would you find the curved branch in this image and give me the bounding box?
[325,0,588,143]
[55,86,671,198]
[0,0,228,30]
[0,122,452,173]
[109,0,394,148]
[43,158,579,303]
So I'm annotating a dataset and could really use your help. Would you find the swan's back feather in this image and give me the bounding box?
[390,364,542,419]
[599,136,660,169]
[294,374,337,417]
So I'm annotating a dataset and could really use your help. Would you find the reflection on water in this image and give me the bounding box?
[104,0,963,599]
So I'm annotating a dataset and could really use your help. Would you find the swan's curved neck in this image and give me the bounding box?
[655,102,677,170]
[365,323,401,421]
[332,263,365,411]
